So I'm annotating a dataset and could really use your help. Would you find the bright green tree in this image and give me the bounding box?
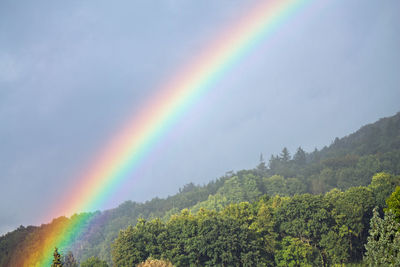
[386,186,400,222]
[364,208,400,266]
[137,258,174,267]
[275,236,318,267]
[370,172,398,208]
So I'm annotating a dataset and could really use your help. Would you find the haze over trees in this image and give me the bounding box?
[1,112,400,266]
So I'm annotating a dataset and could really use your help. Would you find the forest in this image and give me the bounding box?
[1,112,400,266]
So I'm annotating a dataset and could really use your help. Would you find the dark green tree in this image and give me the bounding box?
[293,147,306,165]
[112,218,166,266]
[257,153,267,173]
[274,194,333,265]
[51,247,62,267]
[263,175,287,196]
[280,147,291,162]
[268,155,279,173]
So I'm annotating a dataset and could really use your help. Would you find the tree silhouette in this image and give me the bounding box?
[51,247,62,267]
[62,251,78,267]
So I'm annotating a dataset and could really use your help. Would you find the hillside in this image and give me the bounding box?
[1,112,400,266]
[317,111,400,158]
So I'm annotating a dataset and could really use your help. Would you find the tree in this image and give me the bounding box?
[364,208,400,266]
[51,247,62,267]
[257,153,267,173]
[249,198,276,261]
[81,256,108,267]
[293,147,306,165]
[286,177,307,195]
[62,251,78,267]
[263,175,287,196]
[280,147,291,162]
[320,187,373,264]
[275,236,318,267]
[269,155,279,173]
[369,172,399,209]
[112,218,166,266]
[274,194,333,265]
[386,186,400,222]
[137,258,174,267]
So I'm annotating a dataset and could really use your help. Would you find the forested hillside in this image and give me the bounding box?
[111,172,399,266]
[1,112,400,266]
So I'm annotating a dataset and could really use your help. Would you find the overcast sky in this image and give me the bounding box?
[1,0,399,235]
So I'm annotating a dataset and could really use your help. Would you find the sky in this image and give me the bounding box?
[0,0,399,235]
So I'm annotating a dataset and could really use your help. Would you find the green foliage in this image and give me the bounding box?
[0,225,36,266]
[370,172,399,208]
[293,147,307,166]
[364,208,400,266]
[263,175,287,196]
[275,236,318,266]
[386,186,400,222]
[112,179,396,266]
[2,112,400,265]
[317,112,400,158]
[80,256,109,267]
[275,194,333,246]
[112,207,273,266]
[191,173,262,213]
[321,187,375,264]
[137,258,174,266]
[257,153,268,173]
[111,218,166,266]
[280,147,291,162]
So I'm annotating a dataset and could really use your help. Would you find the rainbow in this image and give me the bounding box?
[24,0,312,265]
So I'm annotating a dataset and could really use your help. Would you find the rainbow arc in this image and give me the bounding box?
[23,1,312,265]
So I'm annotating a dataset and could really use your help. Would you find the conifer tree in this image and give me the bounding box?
[364,208,400,266]
[51,247,63,267]
[257,153,267,172]
[293,146,306,165]
[280,147,291,162]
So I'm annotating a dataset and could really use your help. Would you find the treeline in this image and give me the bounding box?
[111,173,399,266]
[1,112,399,265]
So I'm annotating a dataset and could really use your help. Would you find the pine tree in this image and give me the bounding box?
[257,153,267,172]
[269,155,279,173]
[280,147,291,162]
[51,247,63,267]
